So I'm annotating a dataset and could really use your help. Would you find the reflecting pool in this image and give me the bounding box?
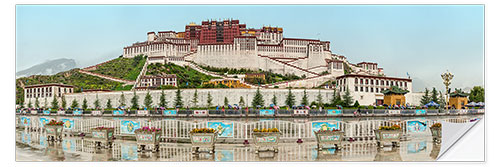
[15,114,482,161]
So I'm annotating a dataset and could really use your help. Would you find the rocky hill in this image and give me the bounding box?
[16,58,77,78]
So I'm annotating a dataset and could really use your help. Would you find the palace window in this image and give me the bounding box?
[371,87,374,92]
[355,86,358,92]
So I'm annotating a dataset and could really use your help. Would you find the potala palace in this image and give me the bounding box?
[23,19,422,107]
[122,19,384,78]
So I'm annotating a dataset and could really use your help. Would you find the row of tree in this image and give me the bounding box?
[419,87,446,107]
[419,86,484,107]
[252,87,354,108]
[25,87,357,110]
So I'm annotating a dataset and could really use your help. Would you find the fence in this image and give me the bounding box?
[16,130,388,162]
[17,109,485,117]
[16,114,481,142]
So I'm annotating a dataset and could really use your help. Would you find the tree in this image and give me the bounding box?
[82,98,88,110]
[106,99,112,109]
[51,96,59,109]
[222,97,228,106]
[301,89,309,106]
[71,99,78,109]
[207,92,213,108]
[431,87,439,103]
[330,86,343,107]
[316,90,324,107]
[438,91,446,108]
[353,100,360,108]
[131,90,139,109]
[272,93,278,106]
[174,88,183,108]
[342,86,354,107]
[159,90,167,108]
[330,89,337,105]
[333,92,342,106]
[191,89,199,107]
[420,88,431,106]
[144,91,153,110]
[119,92,126,107]
[239,96,245,107]
[252,88,264,108]
[28,100,32,108]
[469,86,485,102]
[285,88,295,107]
[94,94,100,109]
[61,96,67,109]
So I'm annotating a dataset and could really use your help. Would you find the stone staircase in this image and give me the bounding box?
[78,70,135,85]
[82,59,115,71]
[132,61,150,90]
[257,54,320,76]
[261,73,335,88]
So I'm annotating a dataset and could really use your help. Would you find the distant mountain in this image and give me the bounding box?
[16,58,77,78]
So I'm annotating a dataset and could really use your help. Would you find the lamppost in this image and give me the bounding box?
[441,70,454,110]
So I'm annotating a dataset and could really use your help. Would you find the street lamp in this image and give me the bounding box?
[441,70,454,110]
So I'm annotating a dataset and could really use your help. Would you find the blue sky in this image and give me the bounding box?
[15,5,484,92]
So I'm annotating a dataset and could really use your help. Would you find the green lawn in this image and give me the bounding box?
[147,63,219,88]
[90,55,147,81]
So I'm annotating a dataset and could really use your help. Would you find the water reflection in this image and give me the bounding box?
[313,148,342,161]
[120,143,138,161]
[374,147,402,161]
[17,133,441,162]
[44,142,65,161]
[15,115,478,161]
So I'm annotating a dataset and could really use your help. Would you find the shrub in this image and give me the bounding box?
[135,126,161,133]
[252,128,280,133]
[431,123,442,128]
[379,124,401,130]
[190,128,216,133]
[315,129,341,133]
[46,120,64,126]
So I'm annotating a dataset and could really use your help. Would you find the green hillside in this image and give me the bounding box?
[16,69,130,105]
[147,62,219,88]
[89,55,147,81]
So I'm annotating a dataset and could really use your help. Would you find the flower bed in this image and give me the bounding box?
[189,128,217,154]
[45,120,63,141]
[91,127,115,148]
[252,128,281,153]
[374,124,402,147]
[430,123,442,143]
[314,129,344,150]
[135,127,162,152]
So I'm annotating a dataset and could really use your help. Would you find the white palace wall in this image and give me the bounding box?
[51,88,337,109]
[191,51,315,77]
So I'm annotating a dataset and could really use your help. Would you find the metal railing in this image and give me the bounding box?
[17,108,484,118]
[16,114,482,142]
